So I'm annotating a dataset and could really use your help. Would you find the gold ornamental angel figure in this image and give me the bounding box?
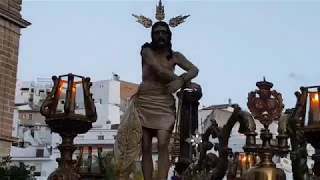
[114,1,201,179]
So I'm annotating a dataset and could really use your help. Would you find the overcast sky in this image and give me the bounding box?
[18,0,320,108]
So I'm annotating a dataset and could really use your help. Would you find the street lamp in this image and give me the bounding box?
[40,73,97,180]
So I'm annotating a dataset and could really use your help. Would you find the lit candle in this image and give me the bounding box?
[308,91,320,125]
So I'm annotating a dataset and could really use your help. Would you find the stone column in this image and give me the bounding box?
[179,89,202,160]
[0,0,30,156]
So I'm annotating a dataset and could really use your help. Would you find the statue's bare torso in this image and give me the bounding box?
[142,50,177,85]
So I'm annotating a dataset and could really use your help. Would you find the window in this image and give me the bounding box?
[36,149,44,157]
[30,88,34,93]
[33,163,42,176]
[28,114,32,120]
[38,90,44,96]
[31,130,35,138]
[113,135,117,140]
[98,135,104,140]
[33,170,41,176]
[111,124,119,129]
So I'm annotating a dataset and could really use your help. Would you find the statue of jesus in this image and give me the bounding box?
[114,1,200,180]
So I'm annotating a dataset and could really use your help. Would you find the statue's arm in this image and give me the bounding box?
[175,52,199,82]
[142,47,179,82]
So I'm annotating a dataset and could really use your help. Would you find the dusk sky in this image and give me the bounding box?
[19,1,320,108]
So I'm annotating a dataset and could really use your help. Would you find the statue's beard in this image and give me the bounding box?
[154,39,169,49]
[157,37,166,43]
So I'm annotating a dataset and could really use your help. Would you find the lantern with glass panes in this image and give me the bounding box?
[289,86,320,179]
[40,73,97,180]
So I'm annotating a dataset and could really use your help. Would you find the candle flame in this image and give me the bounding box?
[313,93,319,102]
[242,156,246,161]
[59,86,76,92]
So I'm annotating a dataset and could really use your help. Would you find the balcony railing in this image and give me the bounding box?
[74,138,115,145]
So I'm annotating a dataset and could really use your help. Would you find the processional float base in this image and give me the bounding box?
[242,166,286,180]
[48,166,80,180]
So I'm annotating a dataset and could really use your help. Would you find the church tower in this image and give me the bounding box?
[0,0,30,156]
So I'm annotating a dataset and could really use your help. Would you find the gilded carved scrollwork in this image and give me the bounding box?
[82,77,97,122]
[288,90,314,180]
[40,76,59,117]
[182,105,255,180]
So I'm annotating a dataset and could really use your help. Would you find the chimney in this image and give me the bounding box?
[228,98,232,106]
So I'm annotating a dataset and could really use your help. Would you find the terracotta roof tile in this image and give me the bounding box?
[119,80,138,100]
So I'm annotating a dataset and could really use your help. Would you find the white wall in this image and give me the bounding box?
[74,127,117,145]
[76,80,109,107]
[107,80,121,124]
[12,109,19,137]
[15,80,53,105]
[15,81,33,104]
[10,146,51,158]
[94,104,109,125]
[75,79,121,125]
[75,103,120,126]
[17,125,52,147]
[198,109,212,133]
[51,133,61,148]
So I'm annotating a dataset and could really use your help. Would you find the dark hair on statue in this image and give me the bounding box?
[140,21,173,62]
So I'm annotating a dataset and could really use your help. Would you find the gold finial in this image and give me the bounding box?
[156,0,165,21]
[133,0,189,28]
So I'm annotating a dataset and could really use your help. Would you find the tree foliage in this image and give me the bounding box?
[0,156,35,180]
[101,151,117,180]
[99,151,158,180]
